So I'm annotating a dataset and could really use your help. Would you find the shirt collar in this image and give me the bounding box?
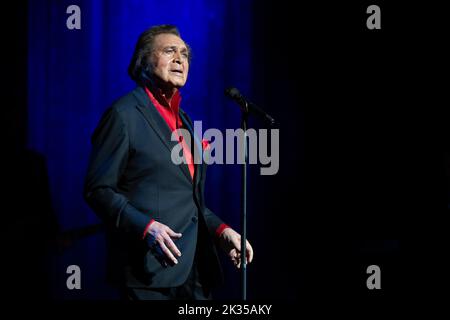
[144,85,182,115]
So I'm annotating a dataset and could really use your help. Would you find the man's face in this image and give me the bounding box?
[149,33,189,89]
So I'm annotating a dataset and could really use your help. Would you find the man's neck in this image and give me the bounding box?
[148,83,178,108]
[160,87,178,106]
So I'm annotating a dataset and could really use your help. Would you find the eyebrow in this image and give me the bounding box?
[163,45,188,52]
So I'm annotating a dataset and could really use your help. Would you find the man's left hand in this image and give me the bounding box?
[218,228,254,268]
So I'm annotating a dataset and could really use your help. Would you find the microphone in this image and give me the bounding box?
[225,87,277,126]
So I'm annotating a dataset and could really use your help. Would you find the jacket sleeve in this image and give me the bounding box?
[84,107,151,239]
[203,207,227,236]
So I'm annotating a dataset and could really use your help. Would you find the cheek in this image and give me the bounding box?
[155,64,169,79]
[153,57,168,71]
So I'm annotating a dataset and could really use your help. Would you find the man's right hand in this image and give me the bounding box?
[147,221,182,265]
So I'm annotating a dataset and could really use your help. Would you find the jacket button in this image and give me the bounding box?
[192,216,198,223]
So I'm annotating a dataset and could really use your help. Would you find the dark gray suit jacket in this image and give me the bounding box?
[84,86,224,288]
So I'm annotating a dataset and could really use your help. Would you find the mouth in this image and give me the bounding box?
[170,70,183,76]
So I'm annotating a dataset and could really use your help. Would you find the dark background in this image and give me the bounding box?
[2,0,439,306]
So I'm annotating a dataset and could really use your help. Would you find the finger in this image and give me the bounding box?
[229,249,237,258]
[163,234,182,257]
[158,240,178,264]
[232,236,251,257]
[246,241,254,263]
[166,228,182,239]
[233,251,241,268]
[230,249,239,265]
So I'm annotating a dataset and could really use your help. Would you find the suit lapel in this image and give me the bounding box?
[179,109,204,187]
[133,87,193,184]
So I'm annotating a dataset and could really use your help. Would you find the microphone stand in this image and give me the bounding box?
[240,102,249,300]
[225,87,277,300]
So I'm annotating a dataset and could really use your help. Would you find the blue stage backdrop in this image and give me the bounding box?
[28,0,255,299]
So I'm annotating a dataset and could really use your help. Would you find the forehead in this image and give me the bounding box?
[153,33,187,49]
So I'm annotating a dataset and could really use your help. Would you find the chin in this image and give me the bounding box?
[172,81,186,88]
[168,76,186,87]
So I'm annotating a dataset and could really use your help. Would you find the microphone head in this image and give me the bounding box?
[225,87,241,99]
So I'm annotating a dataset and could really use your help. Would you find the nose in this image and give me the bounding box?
[173,50,182,64]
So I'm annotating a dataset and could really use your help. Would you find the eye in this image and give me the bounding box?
[163,48,175,55]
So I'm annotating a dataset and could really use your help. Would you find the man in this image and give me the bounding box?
[84,25,253,300]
